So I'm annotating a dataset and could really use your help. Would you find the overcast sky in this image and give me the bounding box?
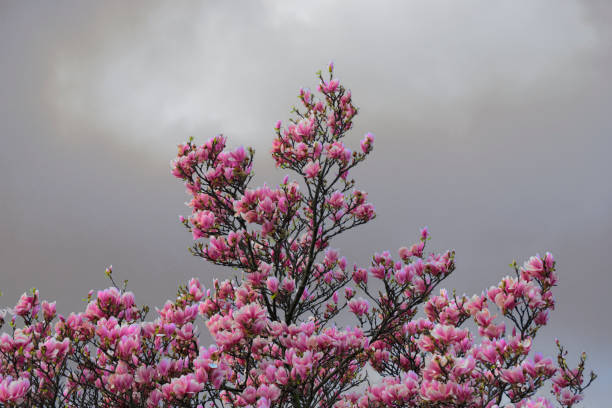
[1,1,610,404]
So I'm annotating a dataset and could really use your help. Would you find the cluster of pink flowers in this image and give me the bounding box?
[0,271,236,407]
[1,65,595,407]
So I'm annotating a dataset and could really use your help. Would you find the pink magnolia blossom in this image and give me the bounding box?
[348,298,370,316]
[0,377,30,404]
[266,276,279,293]
[304,160,321,179]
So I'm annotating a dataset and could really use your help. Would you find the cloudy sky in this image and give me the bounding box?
[1,1,610,404]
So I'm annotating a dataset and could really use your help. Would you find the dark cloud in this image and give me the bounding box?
[1,1,610,403]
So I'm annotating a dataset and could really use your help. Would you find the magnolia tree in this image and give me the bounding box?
[0,65,595,408]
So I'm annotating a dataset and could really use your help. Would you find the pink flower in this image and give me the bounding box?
[258,197,275,214]
[501,366,525,384]
[324,249,339,267]
[370,265,386,280]
[97,287,121,309]
[320,79,340,93]
[494,292,515,312]
[480,322,506,339]
[431,325,465,344]
[230,146,247,163]
[360,133,374,154]
[348,298,370,316]
[420,380,455,402]
[266,276,279,293]
[353,268,368,285]
[420,226,429,240]
[281,278,296,293]
[398,246,411,261]
[121,292,135,309]
[107,367,133,393]
[262,221,275,236]
[275,367,289,385]
[395,266,411,285]
[188,278,205,301]
[327,191,344,208]
[453,356,476,377]
[242,386,257,404]
[556,388,582,406]
[522,255,545,280]
[40,337,70,361]
[41,300,56,320]
[192,210,216,238]
[135,366,155,385]
[235,303,268,334]
[257,384,281,401]
[304,160,321,179]
[344,287,355,300]
[0,376,30,404]
[117,335,140,359]
[162,374,203,399]
[534,310,549,325]
[13,292,37,317]
[296,117,315,139]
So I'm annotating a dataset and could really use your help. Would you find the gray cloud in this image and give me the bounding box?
[1,1,610,404]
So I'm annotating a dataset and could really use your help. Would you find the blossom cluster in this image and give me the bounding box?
[1,65,595,407]
[0,271,236,407]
